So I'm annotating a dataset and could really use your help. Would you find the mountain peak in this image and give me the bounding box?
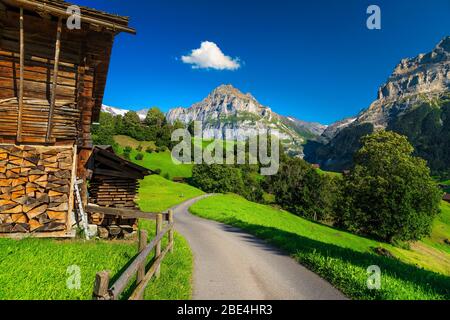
[376,36,449,102]
[436,36,450,52]
[210,84,257,102]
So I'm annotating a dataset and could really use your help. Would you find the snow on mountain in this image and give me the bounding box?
[101,105,148,121]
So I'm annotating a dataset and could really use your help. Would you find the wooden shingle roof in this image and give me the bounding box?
[87,146,153,180]
[1,0,136,34]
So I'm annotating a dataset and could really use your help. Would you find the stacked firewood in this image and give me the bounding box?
[88,176,139,238]
[0,145,74,234]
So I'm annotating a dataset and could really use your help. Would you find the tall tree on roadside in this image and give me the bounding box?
[336,130,442,243]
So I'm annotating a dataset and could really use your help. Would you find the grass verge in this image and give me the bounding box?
[189,194,450,300]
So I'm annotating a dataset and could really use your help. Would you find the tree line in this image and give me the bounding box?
[191,131,443,244]
[91,107,184,149]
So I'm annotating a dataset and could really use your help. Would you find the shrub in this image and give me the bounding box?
[135,153,144,161]
[264,157,336,221]
[145,146,154,153]
[136,145,143,152]
[123,146,132,160]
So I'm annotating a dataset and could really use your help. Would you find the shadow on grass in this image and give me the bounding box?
[216,217,450,300]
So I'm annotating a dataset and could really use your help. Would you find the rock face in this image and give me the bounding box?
[167,84,325,156]
[321,117,357,140]
[305,36,450,172]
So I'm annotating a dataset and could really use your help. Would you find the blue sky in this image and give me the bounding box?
[76,0,449,124]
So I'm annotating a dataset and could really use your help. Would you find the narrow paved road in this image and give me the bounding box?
[173,195,346,300]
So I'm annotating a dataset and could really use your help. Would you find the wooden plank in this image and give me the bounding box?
[85,204,158,220]
[17,8,24,141]
[136,229,148,299]
[109,223,173,299]
[155,213,162,279]
[168,209,174,253]
[93,168,142,179]
[66,144,76,232]
[129,242,173,301]
[46,17,62,142]
[92,271,111,300]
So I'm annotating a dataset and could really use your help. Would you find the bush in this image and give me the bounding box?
[123,146,132,160]
[334,130,442,243]
[191,164,263,202]
[136,145,143,152]
[145,147,154,154]
[264,157,337,221]
[135,153,144,161]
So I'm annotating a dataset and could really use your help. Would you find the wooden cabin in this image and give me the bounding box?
[86,146,151,239]
[0,0,135,237]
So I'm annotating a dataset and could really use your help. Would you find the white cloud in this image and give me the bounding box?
[181,41,241,70]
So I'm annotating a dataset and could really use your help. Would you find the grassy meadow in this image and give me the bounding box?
[114,135,193,179]
[0,220,192,300]
[0,173,202,300]
[190,194,450,300]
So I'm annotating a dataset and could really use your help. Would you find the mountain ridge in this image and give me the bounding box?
[166,84,327,156]
[305,36,450,172]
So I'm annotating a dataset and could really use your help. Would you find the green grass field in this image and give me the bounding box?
[190,194,450,300]
[137,175,204,213]
[0,175,202,300]
[114,135,157,151]
[316,168,342,177]
[114,136,193,179]
[0,223,191,300]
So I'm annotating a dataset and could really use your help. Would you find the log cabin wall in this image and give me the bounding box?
[0,0,135,237]
[0,8,113,147]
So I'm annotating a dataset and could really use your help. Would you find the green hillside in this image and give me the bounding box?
[114,135,193,179]
[190,194,450,300]
[137,175,204,212]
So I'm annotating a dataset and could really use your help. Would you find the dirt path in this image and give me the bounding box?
[173,195,346,300]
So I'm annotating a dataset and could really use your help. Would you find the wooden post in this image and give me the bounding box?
[93,271,110,300]
[137,230,148,285]
[155,213,163,278]
[46,16,62,142]
[168,210,174,253]
[17,8,24,142]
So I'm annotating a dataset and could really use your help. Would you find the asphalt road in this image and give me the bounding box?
[173,195,347,300]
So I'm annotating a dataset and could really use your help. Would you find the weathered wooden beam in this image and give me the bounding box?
[2,0,136,34]
[109,223,173,299]
[16,8,24,142]
[85,204,159,220]
[155,213,163,279]
[92,271,111,300]
[168,209,174,253]
[46,17,62,143]
[128,242,173,300]
[136,229,148,299]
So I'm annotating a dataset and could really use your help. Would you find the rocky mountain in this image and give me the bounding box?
[101,105,148,121]
[166,84,325,156]
[305,36,450,173]
[279,116,328,139]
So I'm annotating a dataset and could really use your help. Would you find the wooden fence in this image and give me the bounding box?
[86,205,174,300]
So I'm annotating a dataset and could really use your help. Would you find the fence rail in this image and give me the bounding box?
[92,209,174,300]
